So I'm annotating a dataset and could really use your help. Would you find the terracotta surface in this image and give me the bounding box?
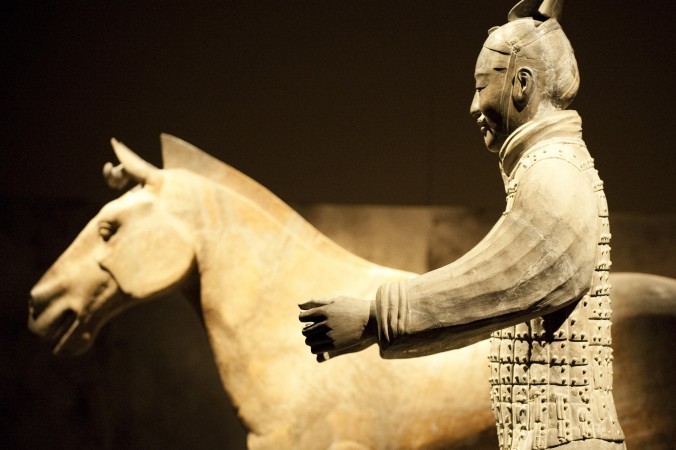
[29,137,495,449]
[297,1,667,448]
[27,136,676,449]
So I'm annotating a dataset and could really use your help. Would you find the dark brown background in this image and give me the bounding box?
[3,0,674,211]
[2,1,674,449]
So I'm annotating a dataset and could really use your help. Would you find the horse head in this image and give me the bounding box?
[28,139,196,355]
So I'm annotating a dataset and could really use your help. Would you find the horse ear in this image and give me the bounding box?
[110,138,159,185]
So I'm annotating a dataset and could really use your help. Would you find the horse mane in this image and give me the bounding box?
[161,134,291,217]
[159,134,377,268]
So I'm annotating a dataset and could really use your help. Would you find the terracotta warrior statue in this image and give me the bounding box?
[299,1,626,448]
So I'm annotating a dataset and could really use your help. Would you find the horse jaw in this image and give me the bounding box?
[29,271,129,355]
[28,211,133,356]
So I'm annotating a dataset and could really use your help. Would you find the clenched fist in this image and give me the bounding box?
[299,297,378,362]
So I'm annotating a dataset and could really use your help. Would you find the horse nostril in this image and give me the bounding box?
[29,284,65,321]
[29,296,50,321]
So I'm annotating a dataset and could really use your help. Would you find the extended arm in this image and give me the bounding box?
[375,158,598,358]
[300,158,599,361]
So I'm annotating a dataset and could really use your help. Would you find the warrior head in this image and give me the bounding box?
[470,0,578,152]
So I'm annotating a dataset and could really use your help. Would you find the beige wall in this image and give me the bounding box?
[299,204,676,278]
[4,200,674,449]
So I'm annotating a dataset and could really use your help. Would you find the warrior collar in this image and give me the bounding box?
[499,109,583,178]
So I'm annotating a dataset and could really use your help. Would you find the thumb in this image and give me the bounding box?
[318,340,375,362]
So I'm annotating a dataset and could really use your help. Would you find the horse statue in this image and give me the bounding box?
[28,135,676,449]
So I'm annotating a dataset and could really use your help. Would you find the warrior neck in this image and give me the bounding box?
[499,109,583,180]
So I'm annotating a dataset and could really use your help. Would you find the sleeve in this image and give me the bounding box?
[375,158,599,358]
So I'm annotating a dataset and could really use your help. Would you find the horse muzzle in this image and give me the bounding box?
[28,284,88,355]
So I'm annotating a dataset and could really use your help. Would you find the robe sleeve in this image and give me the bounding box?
[375,157,599,358]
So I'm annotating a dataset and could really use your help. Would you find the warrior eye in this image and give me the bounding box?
[98,220,119,242]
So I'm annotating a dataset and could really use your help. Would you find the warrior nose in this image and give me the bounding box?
[469,92,481,119]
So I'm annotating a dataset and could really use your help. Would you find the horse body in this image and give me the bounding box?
[28,135,676,449]
[29,136,495,449]
[160,167,494,449]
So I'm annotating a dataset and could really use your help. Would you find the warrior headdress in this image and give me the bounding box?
[485,0,579,112]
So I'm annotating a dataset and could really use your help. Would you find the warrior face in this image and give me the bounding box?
[470,47,512,153]
[470,17,579,153]
[470,47,539,153]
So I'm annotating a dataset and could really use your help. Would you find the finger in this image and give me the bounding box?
[301,321,329,335]
[299,299,332,310]
[309,342,336,355]
[317,346,353,363]
[299,308,326,322]
[319,340,375,362]
[305,333,333,347]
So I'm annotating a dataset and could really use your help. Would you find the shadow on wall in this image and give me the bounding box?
[3,198,675,449]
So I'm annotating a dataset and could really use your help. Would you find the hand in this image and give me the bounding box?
[299,297,377,362]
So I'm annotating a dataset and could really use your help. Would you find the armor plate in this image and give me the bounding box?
[489,143,624,449]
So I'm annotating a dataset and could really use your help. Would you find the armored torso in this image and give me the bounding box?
[489,119,625,449]
[371,111,626,448]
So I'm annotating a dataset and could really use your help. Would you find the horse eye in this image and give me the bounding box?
[98,221,119,242]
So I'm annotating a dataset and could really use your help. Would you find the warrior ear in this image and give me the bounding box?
[508,0,564,22]
[512,67,535,111]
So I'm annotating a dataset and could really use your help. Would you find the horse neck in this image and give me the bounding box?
[183,179,384,426]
